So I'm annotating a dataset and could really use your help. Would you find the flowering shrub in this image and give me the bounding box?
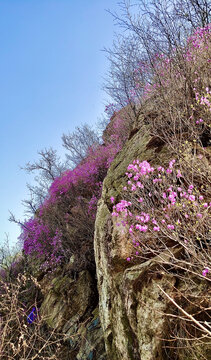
[19,218,64,270]
[46,143,119,204]
[112,159,211,279]
[133,25,211,149]
[112,157,211,355]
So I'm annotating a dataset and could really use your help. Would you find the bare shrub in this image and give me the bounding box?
[0,273,68,360]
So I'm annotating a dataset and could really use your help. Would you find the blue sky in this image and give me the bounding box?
[0,0,119,247]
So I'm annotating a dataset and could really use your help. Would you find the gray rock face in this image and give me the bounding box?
[40,269,107,359]
[94,127,211,360]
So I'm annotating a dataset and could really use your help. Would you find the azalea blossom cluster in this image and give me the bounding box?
[44,143,118,206]
[112,159,210,277]
[19,218,64,270]
[194,86,211,125]
[187,24,211,54]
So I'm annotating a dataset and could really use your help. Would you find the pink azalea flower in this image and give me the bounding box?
[177,170,182,178]
[197,213,202,218]
[153,226,160,231]
[202,268,209,276]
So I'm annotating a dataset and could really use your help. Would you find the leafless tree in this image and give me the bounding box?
[23,147,65,183]
[62,123,100,167]
[175,0,211,27]
[21,148,66,214]
[103,34,148,120]
[109,0,210,52]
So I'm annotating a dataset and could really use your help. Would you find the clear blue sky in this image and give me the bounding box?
[0,0,119,247]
